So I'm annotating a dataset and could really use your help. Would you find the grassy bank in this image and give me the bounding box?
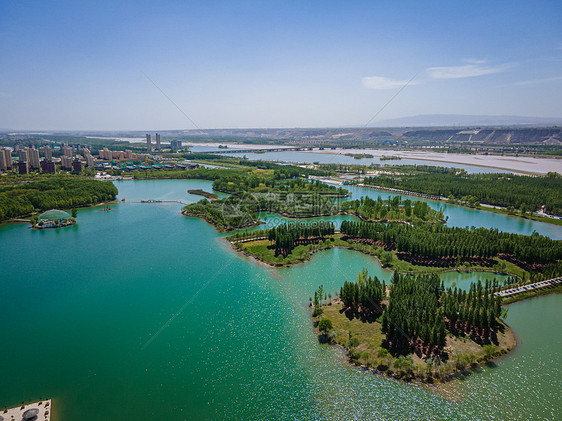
[315,301,516,383]
[235,234,528,279]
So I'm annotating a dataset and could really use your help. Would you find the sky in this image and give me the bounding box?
[0,0,561,130]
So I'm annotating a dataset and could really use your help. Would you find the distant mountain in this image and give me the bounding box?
[372,114,562,128]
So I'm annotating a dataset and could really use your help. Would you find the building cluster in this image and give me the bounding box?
[146,133,162,151]
[60,146,74,171]
[0,144,86,174]
[1,140,188,175]
[146,133,183,151]
[98,148,139,161]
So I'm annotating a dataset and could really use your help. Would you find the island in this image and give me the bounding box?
[181,162,348,232]
[187,189,219,201]
[310,271,516,383]
[32,208,76,229]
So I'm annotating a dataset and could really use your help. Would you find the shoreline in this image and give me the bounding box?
[4,200,118,226]
[354,184,562,227]
[312,300,517,386]
[230,235,524,279]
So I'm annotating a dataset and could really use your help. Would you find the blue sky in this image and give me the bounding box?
[0,0,561,130]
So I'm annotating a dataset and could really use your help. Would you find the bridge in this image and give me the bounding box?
[134,200,189,205]
[494,277,562,297]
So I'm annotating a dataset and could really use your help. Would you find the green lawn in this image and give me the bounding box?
[239,234,528,280]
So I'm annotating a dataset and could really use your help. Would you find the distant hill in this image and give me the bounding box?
[372,114,562,128]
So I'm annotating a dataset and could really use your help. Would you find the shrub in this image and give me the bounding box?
[318,318,333,334]
[376,348,390,358]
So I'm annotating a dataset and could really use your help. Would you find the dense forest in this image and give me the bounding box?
[133,167,247,180]
[181,164,348,231]
[338,271,503,354]
[183,190,342,231]
[0,177,118,221]
[212,175,348,196]
[382,273,447,351]
[340,195,444,222]
[363,172,562,214]
[339,269,386,316]
[340,220,561,267]
[267,221,335,253]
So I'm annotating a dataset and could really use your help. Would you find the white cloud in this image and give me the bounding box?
[362,75,419,90]
[515,75,562,86]
[462,58,487,64]
[427,63,508,79]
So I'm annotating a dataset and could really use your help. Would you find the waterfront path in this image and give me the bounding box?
[229,236,267,244]
[495,277,562,297]
[356,184,446,201]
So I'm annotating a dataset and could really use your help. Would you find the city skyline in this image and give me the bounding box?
[1,1,561,130]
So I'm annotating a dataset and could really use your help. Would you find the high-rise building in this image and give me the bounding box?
[82,148,94,167]
[146,134,152,151]
[98,148,110,160]
[61,155,73,170]
[155,133,161,150]
[84,153,94,168]
[18,149,28,163]
[0,147,13,171]
[62,146,73,158]
[18,161,29,174]
[170,140,182,150]
[28,148,41,170]
[72,159,82,173]
[0,148,7,171]
[43,145,52,161]
[41,160,56,174]
[5,148,13,170]
[0,149,6,171]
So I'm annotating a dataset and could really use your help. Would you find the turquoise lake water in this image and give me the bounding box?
[0,179,560,420]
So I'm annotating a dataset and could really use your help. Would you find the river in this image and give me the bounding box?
[0,179,559,420]
[226,150,508,174]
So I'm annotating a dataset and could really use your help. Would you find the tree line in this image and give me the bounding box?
[441,279,503,336]
[339,271,505,354]
[341,195,444,222]
[382,273,447,351]
[267,221,335,252]
[0,177,118,221]
[340,220,561,265]
[339,269,386,316]
[363,171,562,215]
[212,174,348,196]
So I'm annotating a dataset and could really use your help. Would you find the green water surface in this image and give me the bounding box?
[0,179,560,420]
